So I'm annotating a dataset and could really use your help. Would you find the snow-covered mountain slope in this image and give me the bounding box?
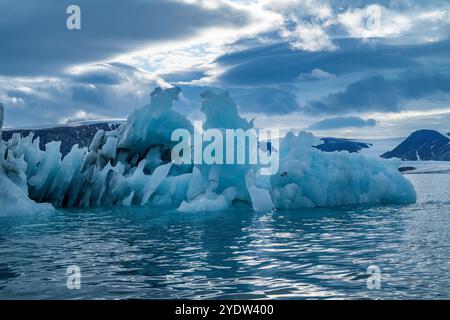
[382,130,450,161]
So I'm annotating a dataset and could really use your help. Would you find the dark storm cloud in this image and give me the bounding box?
[303,71,450,115]
[71,85,105,105]
[72,69,123,85]
[162,70,207,83]
[233,88,299,115]
[308,116,376,130]
[216,39,450,86]
[0,0,249,76]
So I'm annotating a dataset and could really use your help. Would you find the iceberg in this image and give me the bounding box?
[0,88,416,214]
[0,103,53,215]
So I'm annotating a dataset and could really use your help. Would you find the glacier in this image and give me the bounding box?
[0,88,416,214]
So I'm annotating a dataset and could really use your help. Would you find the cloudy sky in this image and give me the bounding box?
[1,0,449,138]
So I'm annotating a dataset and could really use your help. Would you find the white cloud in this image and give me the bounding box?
[280,21,336,51]
[263,0,333,21]
[59,110,110,124]
[264,0,337,51]
[338,4,450,43]
[297,68,336,81]
[338,5,411,38]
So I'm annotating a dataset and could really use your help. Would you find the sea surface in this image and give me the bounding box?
[0,173,449,299]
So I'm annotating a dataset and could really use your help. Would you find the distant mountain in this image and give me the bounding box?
[314,137,372,153]
[381,129,450,161]
[1,122,121,156]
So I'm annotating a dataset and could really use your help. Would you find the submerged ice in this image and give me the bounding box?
[0,88,416,214]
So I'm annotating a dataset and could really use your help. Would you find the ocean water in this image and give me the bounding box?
[0,174,449,300]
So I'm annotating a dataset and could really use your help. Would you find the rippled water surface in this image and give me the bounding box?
[1,174,449,299]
